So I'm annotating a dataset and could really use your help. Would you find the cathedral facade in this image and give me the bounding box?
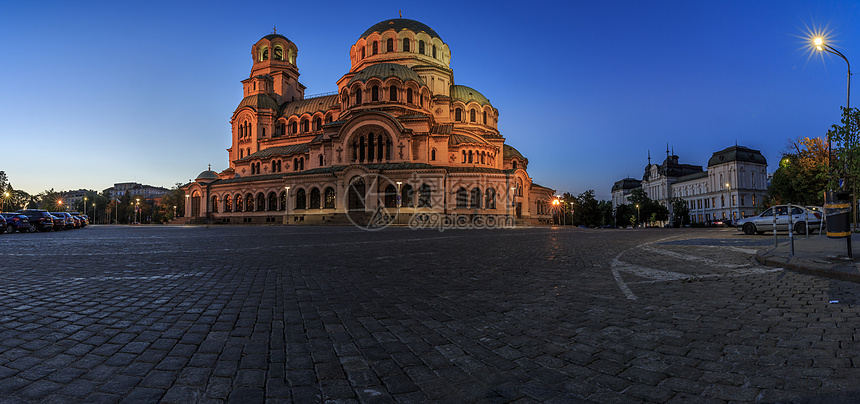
[183,19,553,226]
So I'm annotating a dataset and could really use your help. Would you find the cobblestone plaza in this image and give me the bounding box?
[1,226,859,403]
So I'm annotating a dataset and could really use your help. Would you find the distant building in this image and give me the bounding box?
[611,145,768,224]
[105,182,170,199]
[60,189,93,210]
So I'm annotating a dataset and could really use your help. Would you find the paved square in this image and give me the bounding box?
[1,226,859,403]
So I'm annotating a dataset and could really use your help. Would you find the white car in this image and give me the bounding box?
[736,205,824,235]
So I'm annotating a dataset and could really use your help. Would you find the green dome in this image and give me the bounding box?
[196,170,219,182]
[347,63,425,87]
[235,93,279,112]
[360,18,441,41]
[450,85,492,106]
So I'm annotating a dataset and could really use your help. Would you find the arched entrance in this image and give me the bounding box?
[348,177,366,211]
[191,191,201,217]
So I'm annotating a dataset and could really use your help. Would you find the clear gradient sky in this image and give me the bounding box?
[2,1,858,200]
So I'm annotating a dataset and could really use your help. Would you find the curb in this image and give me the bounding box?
[755,252,860,284]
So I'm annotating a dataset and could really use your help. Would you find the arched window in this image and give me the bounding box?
[211,196,219,213]
[371,86,379,101]
[235,195,242,211]
[274,46,284,60]
[401,184,414,207]
[372,41,378,55]
[301,119,309,132]
[461,150,466,163]
[299,157,304,170]
[386,38,394,52]
[470,109,476,122]
[313,117,321,131]
[296,189,307,209]
[271,161,277,172]
[470,188,481,209]
[431,148,436,161]
[267,192,277,211]
[418,184,432,207]
[389,86,397,102]
[485,188,496,209]
[384,184,397,208]
[256,193,265,211]
[468,151,473,163]
[355,87,362,104]
[260,46,268,61]
[224,195,232,212]
[245,193,253,211]
[289,121,297,134]
[455,108,462,121]
[318,154,323,166]
[406,88,413,104]
[239,149,243,159]
[360,47,365,59]
[432,45,437,58]
[419,40,425,55]
[324,187,336,208]
[310,188,321,209]
[456,187,468,208]
[279,191,286,211]
[481,152,485,164]
[512,161,517,170]
[251,163,256,175]
[402,38,410,52]
[483,111,487,124]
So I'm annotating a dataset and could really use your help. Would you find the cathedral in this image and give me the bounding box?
[183,18,554,226]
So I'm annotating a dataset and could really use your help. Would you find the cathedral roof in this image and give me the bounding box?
[236,143,310,162]
[261,33,290,42]
[360,18,441,41]
[450,85,492,106]
[503,144,525,160]
[280,94,339,118]
[448,133,489,146]
[235,93,279,112]
[707,145,767,167]
[611,178,642,192]
[346,63,425,87]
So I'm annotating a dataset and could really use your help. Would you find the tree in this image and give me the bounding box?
[767,137,829,206]
[36,189,65,211]
[625,187,669,226]
[670,197,690,227]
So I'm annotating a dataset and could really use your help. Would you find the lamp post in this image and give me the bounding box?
[83,197,87,216]
[636,204,640,228]
[552,198,560,225]
[93,202,96,225]
[135,198,140,224]
[185,194,190,222]
[725,182,732,223]
[284,186,291,225]
[571,202,575,226]
[396,181,402,225]
[510,186,517,220]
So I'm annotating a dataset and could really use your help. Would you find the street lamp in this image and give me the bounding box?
[725,182,732,222]
[93,203,96,225]
[814,36,851,171]
[83,197,87,216]
[135,198,140,224]
[552,198,560,225]
[636,204,640,228]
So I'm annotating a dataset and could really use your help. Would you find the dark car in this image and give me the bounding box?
[70,212,88,227]
[51,213,76,230]
[16,209,54,232]
[0,214,6,234]
[1,213,31,233]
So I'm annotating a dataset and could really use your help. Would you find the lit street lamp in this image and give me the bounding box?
[284,186,291,225]
[396,181,402,225]
[552,198,560,225]
[92,203,96,225]
[725,182,732,222]
[636,204,640,228]
[814,36,851,171]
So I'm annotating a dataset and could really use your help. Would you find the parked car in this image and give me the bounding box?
[16,209,54,232]
[1,213,31,233]
[50,214,66,230]
[736,205,824,235]
[70,212,88,227]
[51,212,77,230]
[0,214,6,234]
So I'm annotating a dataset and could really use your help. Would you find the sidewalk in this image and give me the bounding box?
[756,233,860,283]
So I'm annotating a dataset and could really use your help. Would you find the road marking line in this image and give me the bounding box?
[640,245,750,268]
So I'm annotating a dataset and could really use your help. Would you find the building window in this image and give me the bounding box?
[470,109,476,122]
[224,195,232,212]
[310,188,321,209]
[324,187,336,208]
[314,117,322,131]
[372,41,378,55]
[318,155,323,166]
[455,108,462,121]
[740,195,745,206]
[256,193,265,211]
[469,188,481,209]
[456,187,468,208]
[419,40,425,55]
[406,88,413,104]
[390,86,397,101]
[289,121,297,134]
[485,188,496,209]
[245,193,253,211]
[301,119,309,132]
[386,38,394,52]
[211,196,219,213]
[295,189,306,209]
[402,38,410,52]
[384,185,397,208]
[355,87,362,104]
[267,192,277,211]
[431,148,436,161]
[432,45,437,58]
[260,46,268,61]
[401,184,414,207]
[418,184,432,207]
[371,86,379,101]
[279,191,286,211]
[360,47,365,59]
[483,111,487,124]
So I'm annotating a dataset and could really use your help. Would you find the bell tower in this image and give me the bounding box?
[248,29,305,104]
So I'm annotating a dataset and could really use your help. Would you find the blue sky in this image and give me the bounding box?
[1,0,858,199]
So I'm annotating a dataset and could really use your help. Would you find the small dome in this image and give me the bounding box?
[360,18,441,41]
[450,85,492,106]
[196,170,219,182]
[235,93,279,112]
[261,33,291,43]
[503,144,525,160]
[347,63,425,87]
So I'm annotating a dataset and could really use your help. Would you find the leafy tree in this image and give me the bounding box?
[670,197,690,227]
[767,137,828,206]
[615,203,633,227]
[597,200,613,227]
[36,189,65,211]
[625,187,668,226]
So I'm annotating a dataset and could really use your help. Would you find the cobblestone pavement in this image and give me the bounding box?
[1,225,859,403]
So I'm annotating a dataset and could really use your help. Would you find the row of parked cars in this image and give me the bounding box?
[0,209,89,234]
